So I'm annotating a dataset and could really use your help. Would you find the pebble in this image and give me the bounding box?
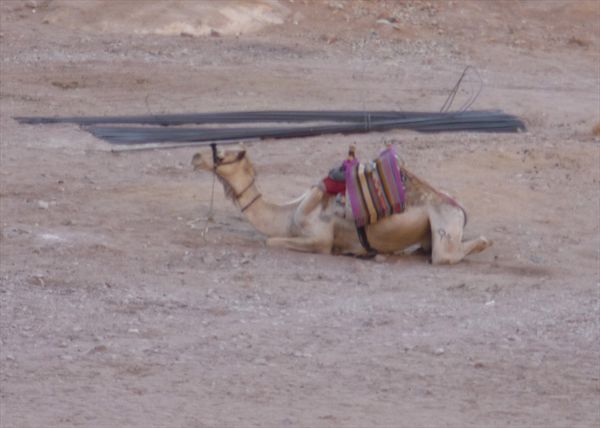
[88,345,108,354]
[529,255,544,264]
[434,347,445,356]
[37,200,49,209]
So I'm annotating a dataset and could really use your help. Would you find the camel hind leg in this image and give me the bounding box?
[428,205,491,265]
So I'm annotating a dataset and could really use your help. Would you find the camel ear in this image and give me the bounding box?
[236,150,246,160]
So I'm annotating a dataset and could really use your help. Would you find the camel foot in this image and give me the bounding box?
[466,236,493,256]
[431,236,493,265]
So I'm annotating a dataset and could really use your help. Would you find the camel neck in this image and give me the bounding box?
[229,177,297,237]
[242,196,297,237]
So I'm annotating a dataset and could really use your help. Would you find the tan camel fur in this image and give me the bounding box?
[192,146,491,264]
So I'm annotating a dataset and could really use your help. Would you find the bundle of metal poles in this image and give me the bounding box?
[15,109,525,146]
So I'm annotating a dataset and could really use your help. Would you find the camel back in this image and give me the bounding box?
[344,148,406,227]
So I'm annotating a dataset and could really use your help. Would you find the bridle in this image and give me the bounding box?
[210,143,261,212]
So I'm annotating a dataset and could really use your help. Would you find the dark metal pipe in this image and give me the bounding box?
[15,110,504,126]
[87,112,525,145]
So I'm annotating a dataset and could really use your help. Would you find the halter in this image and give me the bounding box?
[210,143,246,166]
[210,143,262,212]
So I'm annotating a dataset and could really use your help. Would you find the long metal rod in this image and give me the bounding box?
[87,111,525,145]
[15,109,501,126]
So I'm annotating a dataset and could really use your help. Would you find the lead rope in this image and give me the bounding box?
[200,144,219,241]
[200,171,216,242]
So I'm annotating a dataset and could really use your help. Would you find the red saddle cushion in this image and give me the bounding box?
[322,176,346,195]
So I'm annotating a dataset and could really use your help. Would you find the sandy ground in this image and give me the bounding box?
[1,1,599,427]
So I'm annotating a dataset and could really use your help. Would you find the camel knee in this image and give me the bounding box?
[431,233,463,264]
[267,236,332,254]
[298,187,325,216]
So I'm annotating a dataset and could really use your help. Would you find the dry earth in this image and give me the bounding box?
[0,1,599,427]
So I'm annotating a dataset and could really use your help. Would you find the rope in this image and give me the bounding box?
[200,171,216,242]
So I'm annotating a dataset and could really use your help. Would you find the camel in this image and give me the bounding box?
[191,146,491,264]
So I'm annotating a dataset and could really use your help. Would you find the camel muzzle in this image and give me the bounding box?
[191,153,204,170]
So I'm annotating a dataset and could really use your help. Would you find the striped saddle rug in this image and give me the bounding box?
[344,147,406,227]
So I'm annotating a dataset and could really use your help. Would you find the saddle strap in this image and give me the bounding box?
[356,226,377,258]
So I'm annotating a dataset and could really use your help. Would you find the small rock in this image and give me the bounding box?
[6,354,15,361]
[88,345,108,354]
[128,328,139,334]
[485,300,496,307]
[433,347,445,355]
[374,254,386,263]
[37,200,49,210]
[29,275,45,287]
[327,1,344,10]
[529,255,543,264]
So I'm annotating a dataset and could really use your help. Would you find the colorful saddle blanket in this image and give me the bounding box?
[344,147,406,227]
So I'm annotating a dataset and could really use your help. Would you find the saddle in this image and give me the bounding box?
[344,146,406,227]
[325,146,406,256]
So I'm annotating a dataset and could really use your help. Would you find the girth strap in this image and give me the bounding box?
[356,226,377,259]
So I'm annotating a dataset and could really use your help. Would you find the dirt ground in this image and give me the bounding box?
[0,1,599,427]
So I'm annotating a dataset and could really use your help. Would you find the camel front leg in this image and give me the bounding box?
[269,187,335,254]
[267,236,333,254]
[291,187,329,232]
[297,187,325,217]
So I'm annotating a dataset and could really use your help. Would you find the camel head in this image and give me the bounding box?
[192,145,254,174]
[192,145,256,200]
